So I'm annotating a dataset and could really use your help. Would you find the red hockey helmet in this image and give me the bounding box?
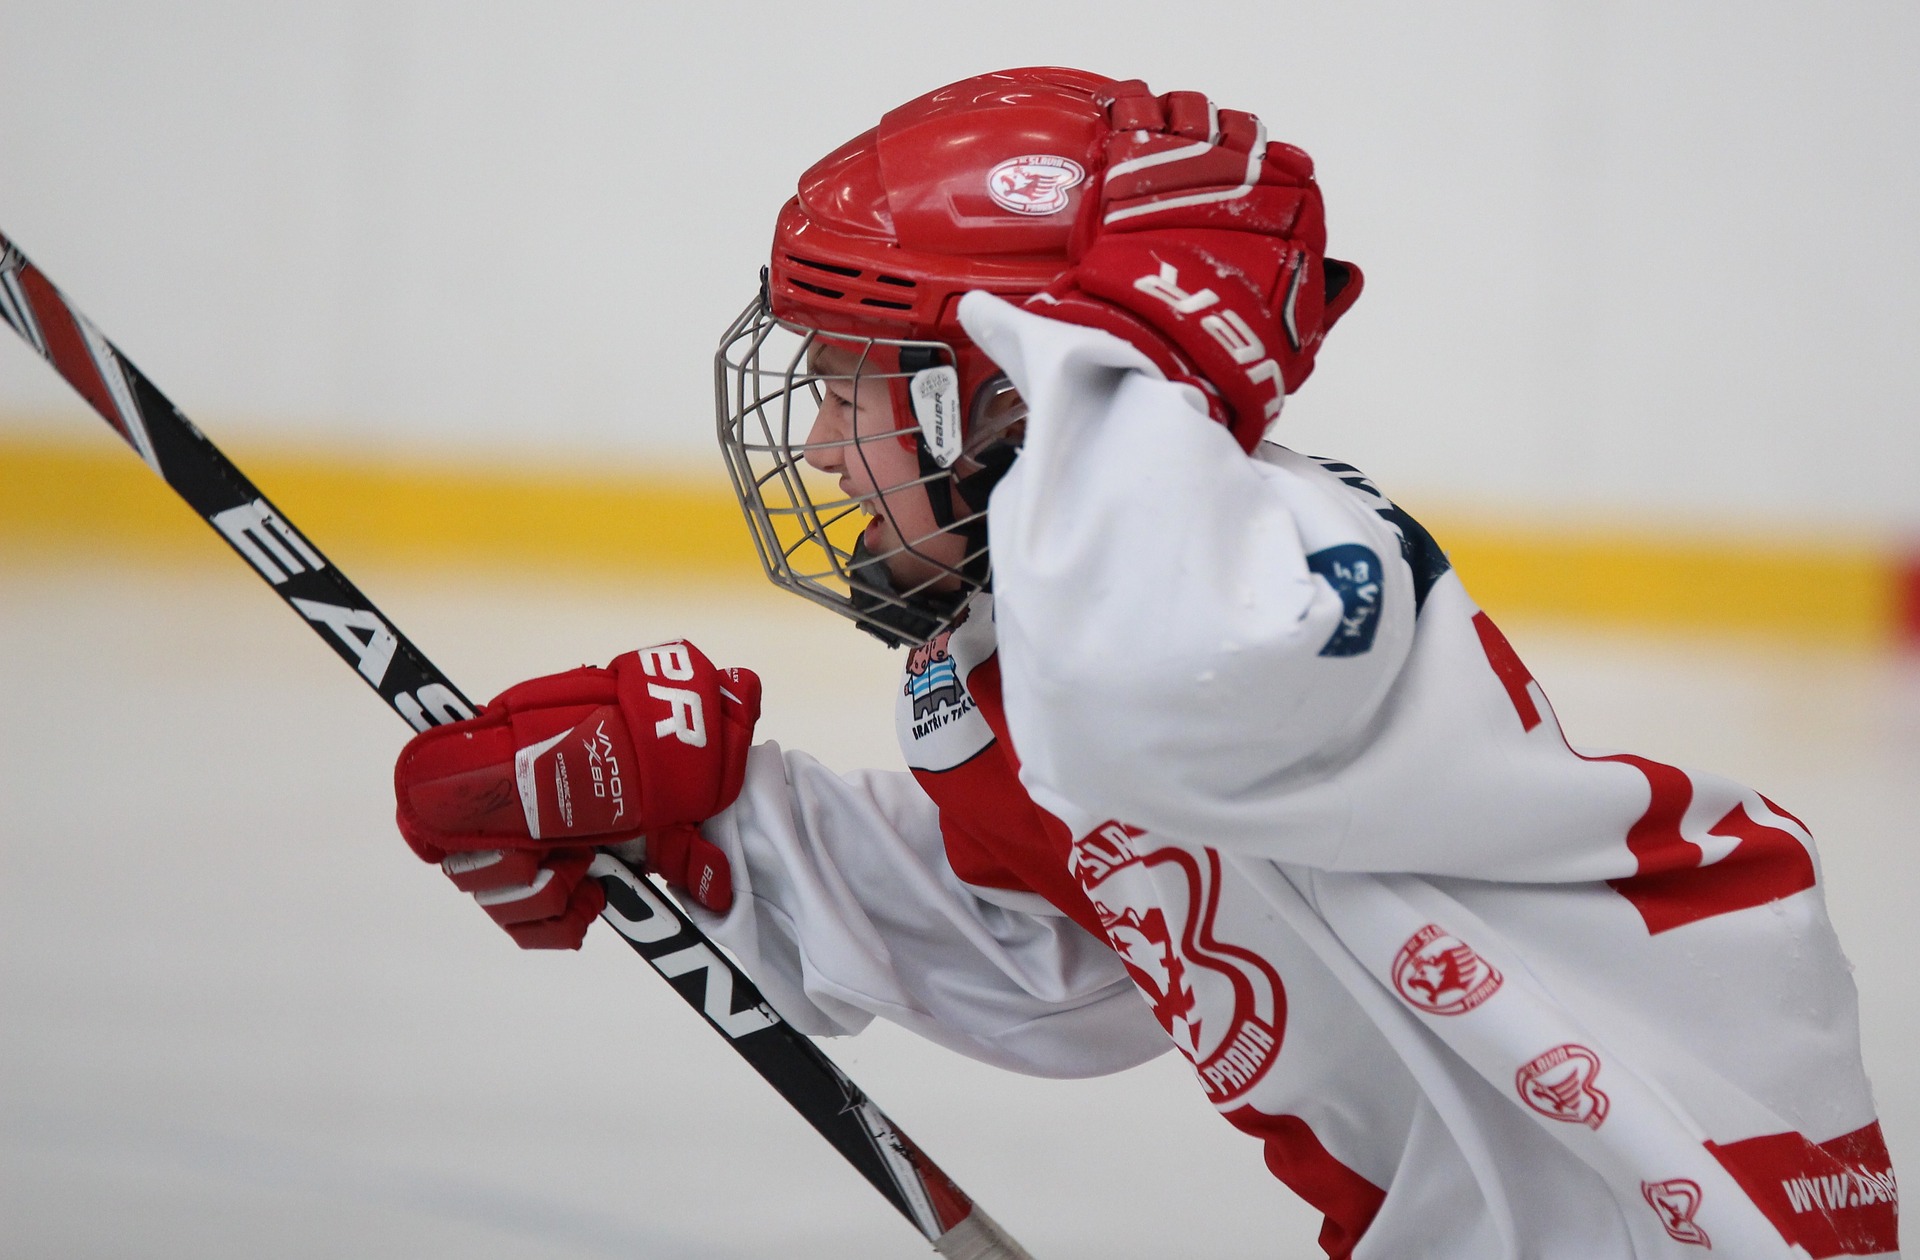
[769,66,1116,439]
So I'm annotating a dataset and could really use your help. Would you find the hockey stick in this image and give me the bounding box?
[0,230,1033,1260]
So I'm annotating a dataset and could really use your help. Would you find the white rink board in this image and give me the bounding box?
[2,568,1915,1259]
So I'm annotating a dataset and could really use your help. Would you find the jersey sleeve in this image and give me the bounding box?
[690,740,1170,1078]
[959,291,1416,864]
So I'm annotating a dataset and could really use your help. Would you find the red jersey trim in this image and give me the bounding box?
[909,649,1107,939]
[1224,1106,1386,1260]
[1707,1120,1900,1257]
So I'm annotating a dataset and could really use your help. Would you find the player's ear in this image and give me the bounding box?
[1323,259,1364,332]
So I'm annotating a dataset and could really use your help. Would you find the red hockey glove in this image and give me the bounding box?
[393,641,762,949]
[1029,81,1363,451]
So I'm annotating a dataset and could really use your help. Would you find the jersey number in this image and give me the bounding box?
[1472,612,1816,935]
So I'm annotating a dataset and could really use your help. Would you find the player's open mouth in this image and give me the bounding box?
[843,482,884,528]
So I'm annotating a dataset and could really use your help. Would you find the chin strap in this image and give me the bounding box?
[847,532,968,648]
[846,440,1015,650]
[848,346,1022,649]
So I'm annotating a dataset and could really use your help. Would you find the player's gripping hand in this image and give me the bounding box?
[393,641,762,949]
[1030,81,1363,451]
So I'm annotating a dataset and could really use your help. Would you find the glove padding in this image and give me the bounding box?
[394,641,761,948]
[1031,81,1363,451]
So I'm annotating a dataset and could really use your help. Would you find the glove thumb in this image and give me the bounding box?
[715,667,763,807]
[647,822,735,914]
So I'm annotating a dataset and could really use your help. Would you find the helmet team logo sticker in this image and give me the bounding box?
[1516,1043,1610,1130]
[1071,823,1286,1106]
[1641,1179,1711,1248]
[986,155,1086,215]
[1391,923,1502,1015]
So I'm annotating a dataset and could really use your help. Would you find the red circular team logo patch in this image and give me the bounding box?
[986,155,1086,215]
[1516,1043,1610,1130]
[1391,923,1503,1015]
[1642,1179,1710,1247]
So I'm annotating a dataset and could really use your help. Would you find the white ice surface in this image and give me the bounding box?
[2,566,1915,1259]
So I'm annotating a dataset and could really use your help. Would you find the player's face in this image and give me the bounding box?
[801,342,967,590]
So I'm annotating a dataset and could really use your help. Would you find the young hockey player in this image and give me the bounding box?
[392,68,1898,1257]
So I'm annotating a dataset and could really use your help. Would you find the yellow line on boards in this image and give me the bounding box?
[1,433,1907,649]
[0,432,762,584]
[1433,518,1897,651]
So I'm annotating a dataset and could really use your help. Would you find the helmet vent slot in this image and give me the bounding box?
[789,255,861,278]
[875,274,917,287]
[789,278,846,300]
[858,297,913,310]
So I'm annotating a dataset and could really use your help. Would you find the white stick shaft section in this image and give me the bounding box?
[933,1208,1037,1260]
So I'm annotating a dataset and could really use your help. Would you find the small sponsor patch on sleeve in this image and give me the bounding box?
[1307,544,1384,657]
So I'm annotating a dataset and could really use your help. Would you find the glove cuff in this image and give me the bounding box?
[1025,286,1232,429]
[1055,234,1300,450]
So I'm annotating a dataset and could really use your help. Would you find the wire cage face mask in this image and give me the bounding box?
[716,291,1022,648]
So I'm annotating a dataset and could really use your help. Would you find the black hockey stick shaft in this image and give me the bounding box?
[0,231,1031,1260]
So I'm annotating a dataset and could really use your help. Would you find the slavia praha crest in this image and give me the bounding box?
[1641,1178,1711,1248]
[1071,822,1286,1105]
[1516,1043,1611,1130]
[985,154,1086,216]
[1391,923,1503,1015]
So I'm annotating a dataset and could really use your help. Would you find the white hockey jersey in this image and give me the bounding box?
[694,293,1898,1258]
